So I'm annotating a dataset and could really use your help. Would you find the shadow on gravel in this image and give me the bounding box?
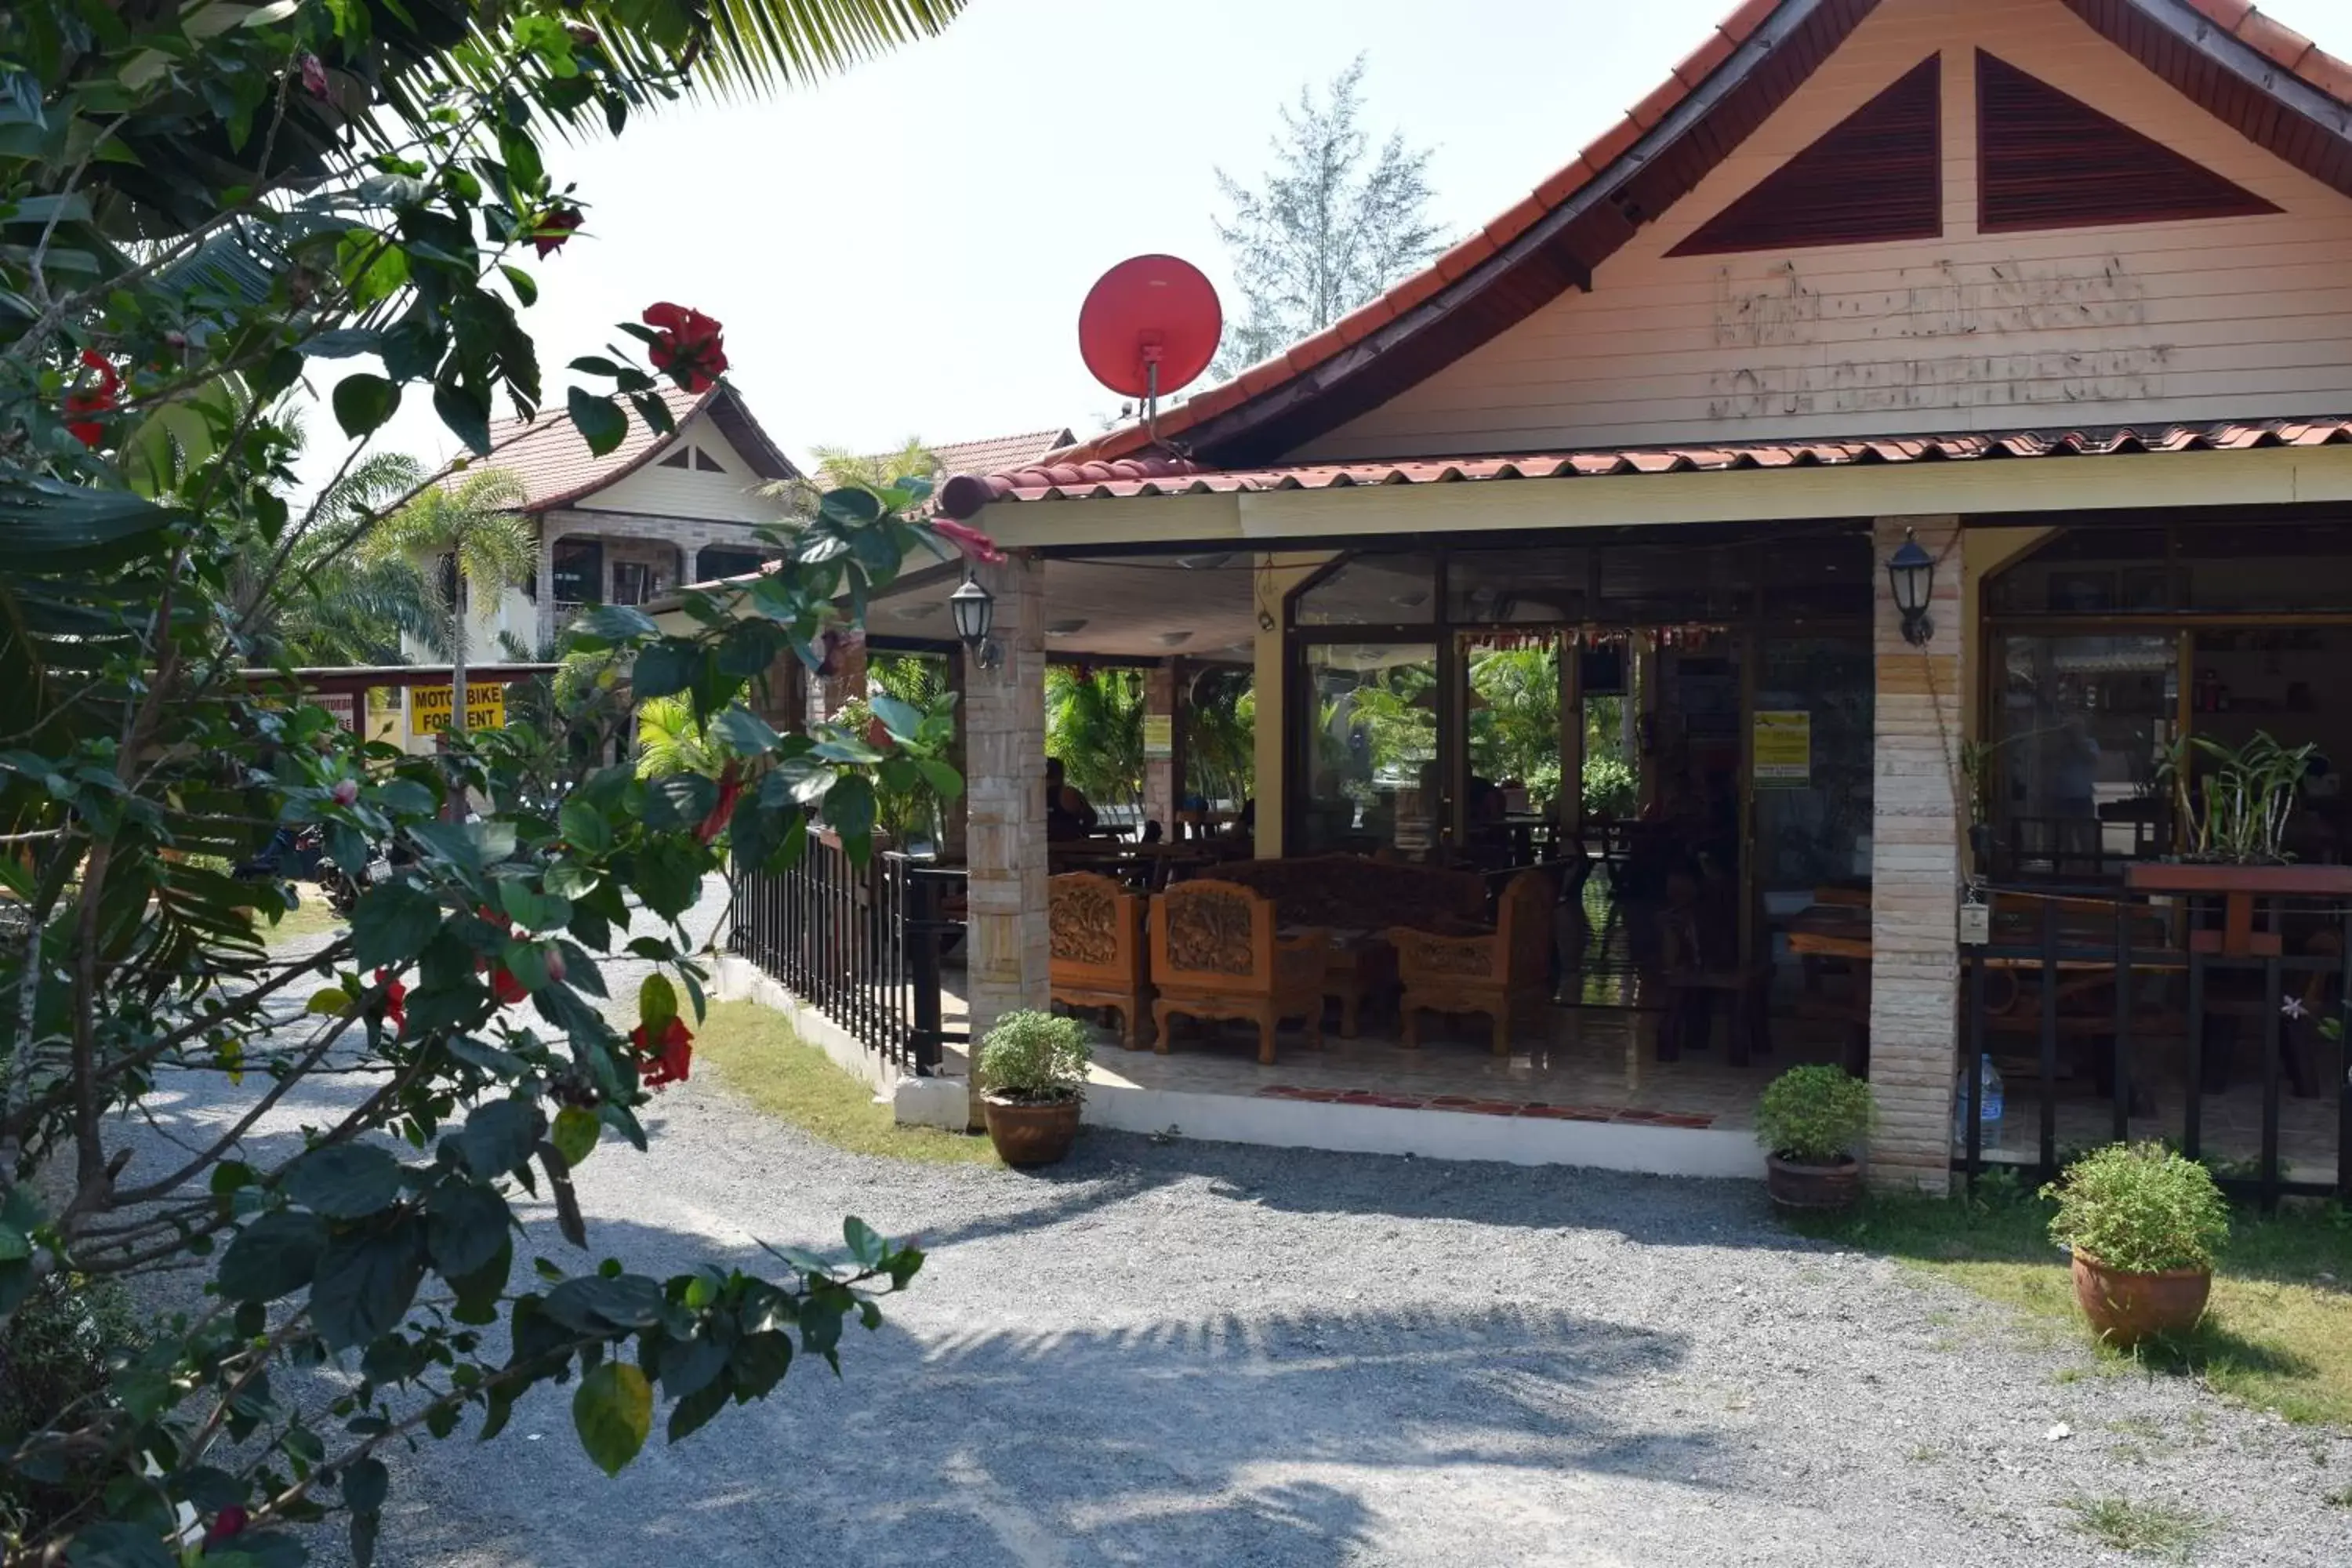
[382,1218,1714,1568]
[902,1125,1806,1259]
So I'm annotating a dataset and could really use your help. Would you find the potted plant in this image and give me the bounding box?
[1754,1064,1874,1210]
[2044,1142,2229,1346]
[977,1010,1094,1167]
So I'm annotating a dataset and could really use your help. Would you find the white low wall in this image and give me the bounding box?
[1083,1082,1767,1179]
[710,953,970,1130]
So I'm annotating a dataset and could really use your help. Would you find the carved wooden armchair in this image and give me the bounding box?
[1149,879,1327,1065]
[1390,869,1555,1056]
[1048,872,1151,1050]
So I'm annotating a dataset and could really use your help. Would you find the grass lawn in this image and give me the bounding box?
[255,895,347,948]
[1791,1185,2352,1428]
[692,1001,1000,1167]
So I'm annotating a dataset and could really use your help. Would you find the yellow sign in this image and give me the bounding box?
[1753,710,1811,786]
[1142,714,1174,760]
[409,682,506,736]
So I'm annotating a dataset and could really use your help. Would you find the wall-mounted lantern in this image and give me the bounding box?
[950,571,1000,671]
[1886,528,1936,647]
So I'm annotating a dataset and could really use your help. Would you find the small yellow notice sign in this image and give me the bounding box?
[1142,714,1174,760]
[409,682,506,736]
[1752,710,1810,787]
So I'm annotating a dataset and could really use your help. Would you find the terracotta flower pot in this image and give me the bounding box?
[2070,1250,2212,1346]
[1765,1153,1862,1211]
[982,1094,1082,1167]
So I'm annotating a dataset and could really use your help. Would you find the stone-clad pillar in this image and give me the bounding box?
[940,651,969,865]
[1141,660,1186,836]
[962,555,1048,1116]
[1867,514,1965,1194]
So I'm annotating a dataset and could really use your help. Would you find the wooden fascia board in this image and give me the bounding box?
[1179,0,1867,466]
[2082,0,2352,192]
[975,446,2352,550]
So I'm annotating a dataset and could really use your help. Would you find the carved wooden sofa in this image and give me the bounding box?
[1047,872,1151,1050]
[1389,869,1556,1057]
[1149,879,1327,1065]
[1214,855,1487,1035]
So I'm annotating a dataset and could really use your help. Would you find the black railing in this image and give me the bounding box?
[1955,880,2351,1206]
[730,832,966,1076]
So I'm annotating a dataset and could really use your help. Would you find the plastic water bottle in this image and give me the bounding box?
[1953,1053,2005,1153]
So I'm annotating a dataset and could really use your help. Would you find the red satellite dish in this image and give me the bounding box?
[1078,255,1222,411]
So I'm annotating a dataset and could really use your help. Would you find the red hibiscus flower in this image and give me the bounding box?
[374,967,407,1031]
[630,1016,694,1089]
[64,349,119,448]
[931,517,1007,566]
[695,761,742,846]
[205,1505,249,1546]
[532,205,584,259]
[642,303,727,394]
[299,53,328,100]
[490,966,528,1007]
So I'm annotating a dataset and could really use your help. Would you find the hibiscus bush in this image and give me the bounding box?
[0,0,975,1563]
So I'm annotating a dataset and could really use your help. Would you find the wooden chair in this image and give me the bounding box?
[1389,869,1556,1057]
[1047,872,1151,1050]
[1149,879,1327,1065]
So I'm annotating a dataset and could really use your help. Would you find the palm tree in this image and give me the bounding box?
[633,695,727,779]
[1047,666,1147,810]
[364,470,534,742]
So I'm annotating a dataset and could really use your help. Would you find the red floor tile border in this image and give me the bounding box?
[1255,1085,1714,1129]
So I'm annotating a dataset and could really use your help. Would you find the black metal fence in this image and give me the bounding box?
[730,832,966,1077]
[1955,880,2351,1206]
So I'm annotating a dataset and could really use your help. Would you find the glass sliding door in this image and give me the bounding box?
[1298,643,1441,856]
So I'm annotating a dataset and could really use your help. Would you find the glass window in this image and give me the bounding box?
[696,546,764,583]
[1294,553,1437,626]
[2179,522,2352,614]
[1753,637,1875,895]
[1986,526,2171,615]
[552,540,601,604]
[1449,548,1586,623]
[1599,545,1750,624]
[1990,633,2176,878]
[1299,644,1439,855]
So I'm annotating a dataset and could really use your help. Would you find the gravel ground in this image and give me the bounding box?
[117,881,2352,1567]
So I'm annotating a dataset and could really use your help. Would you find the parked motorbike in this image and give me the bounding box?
[316,831,395,917]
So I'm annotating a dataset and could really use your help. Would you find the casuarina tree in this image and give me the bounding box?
[0,0,971,1562]
[1211,54,1446,379]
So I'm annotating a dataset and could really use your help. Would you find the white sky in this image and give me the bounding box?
[297,0,2352,492]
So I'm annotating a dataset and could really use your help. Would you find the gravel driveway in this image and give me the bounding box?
[122,885,2351,1567]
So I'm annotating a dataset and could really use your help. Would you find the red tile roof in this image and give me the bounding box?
[446,381,800,514]
[1021,0,2352,477]
[935,418,2352,516]
[927,428,1076,477]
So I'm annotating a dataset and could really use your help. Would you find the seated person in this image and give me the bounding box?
[1045,757,1098,839]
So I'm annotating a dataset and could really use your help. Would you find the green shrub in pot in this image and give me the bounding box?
[1754,1064,1875,1166]
[2044,1142,2230,1274]
[977,1011,1094,1105]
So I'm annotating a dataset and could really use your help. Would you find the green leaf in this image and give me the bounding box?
[666,1377,729,1444]
[557,799,612,855]
[0,1223,28,1263]
[544,1273,664,1334]
[331,372,401,439]
[500,263,538,307]
[916,759,965,801]
[350,883,441,969]
[638,975,677,1030]
[550,1106,600,1167]
[62,1520,177,1568]
[309,1225,426,1352]
[843,1217,885,1269]
[712,706,779,756]
[343,1455,389,1515]
[425,1181,511,1279]
[283,1144,402,1220]
[572,1362,652,1477]
[216,1211,328,1302]
[629,642,698,700]
[452,1099,538,1182]
[568,387,626,457]
[631,839,702,920]
[657,1332,728,1400]
[497,880,572,934]
[434,380,492,456]
[868,694,921,742]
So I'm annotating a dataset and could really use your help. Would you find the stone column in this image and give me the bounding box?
[535,521,561,648]
[813,630,868,724]
[940,651,969,864]
[962,556,1048,1118]
[1141,659,1186,836]
[1867,514,1965,1194]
